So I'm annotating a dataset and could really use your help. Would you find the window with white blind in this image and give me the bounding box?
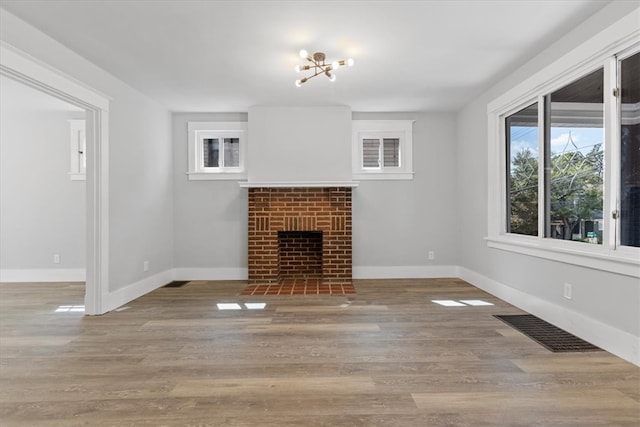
[187,121,247,180]
[352,120,414,180]
[68,119,86,181]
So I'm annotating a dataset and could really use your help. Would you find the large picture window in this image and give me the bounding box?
[488,27,639,277]
[505,70,606,243]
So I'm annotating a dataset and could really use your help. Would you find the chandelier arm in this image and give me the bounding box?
[298,63,329,77]
[305,69,325,81]
[306,57,332,70]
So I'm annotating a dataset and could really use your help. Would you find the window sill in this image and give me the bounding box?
[353,171,414,181]
[486,235,640,278]
[187,172,247,181]
[69,173,86,181]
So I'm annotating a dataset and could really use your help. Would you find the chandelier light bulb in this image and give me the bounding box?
[299,49,308,59]
[346,58,354,67]
[294,65,301,73]
[329,74,336,82]
[331,61,340,70]
[295,79,302,87]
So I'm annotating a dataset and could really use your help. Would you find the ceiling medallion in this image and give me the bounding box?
[294,49,354,87]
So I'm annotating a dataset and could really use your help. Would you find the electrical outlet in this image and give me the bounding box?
[143,261,149,272]
[428,251,435,260]
[53,254,60,264]
[563,283,573,300]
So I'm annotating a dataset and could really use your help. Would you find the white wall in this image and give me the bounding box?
[172,111,458,278]
[1,11,174,295]
[0,106,85,275]
[455,1,640,363]
[172,113,248,279]
[352,112,458,278]
[247,106,352,183]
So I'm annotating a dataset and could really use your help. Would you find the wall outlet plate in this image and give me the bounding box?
[563,283,573,300]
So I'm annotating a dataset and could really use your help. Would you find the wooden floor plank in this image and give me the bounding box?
[1,279,638,426]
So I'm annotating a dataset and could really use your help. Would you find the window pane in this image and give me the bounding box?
[620,51,640,247]
[203,138,219,168]
[545,68,604,244]
[506,103,539,236]
[223,137,240,167]
[362,138,380,168]
[383,138,400,167]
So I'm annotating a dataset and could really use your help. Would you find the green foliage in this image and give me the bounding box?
[509,144,603,239]
[509,149,538,235]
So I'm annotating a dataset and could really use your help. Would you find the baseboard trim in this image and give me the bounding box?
[0,269,86,282]
[458,266,639,367]
[353,265,458,279]
[103,269,174,313]
[173,268,248,281]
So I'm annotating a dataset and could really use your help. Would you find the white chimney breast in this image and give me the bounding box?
[247,106,352,184]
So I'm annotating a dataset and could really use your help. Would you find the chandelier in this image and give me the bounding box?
[294,49,354,87]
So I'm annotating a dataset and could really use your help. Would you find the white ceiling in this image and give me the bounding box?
[1,0,610,112]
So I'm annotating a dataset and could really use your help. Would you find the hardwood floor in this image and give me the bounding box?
[1,279,638,426]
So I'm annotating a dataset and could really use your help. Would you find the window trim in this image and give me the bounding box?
[352,120,414,180]
[187,121,247,180]
[487,12,640,278]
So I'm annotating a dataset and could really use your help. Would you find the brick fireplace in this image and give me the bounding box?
[247,187,352,284]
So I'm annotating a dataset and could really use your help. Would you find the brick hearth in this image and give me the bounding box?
[248,187,352,284]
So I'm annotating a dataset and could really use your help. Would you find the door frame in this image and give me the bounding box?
[0,42,110,315]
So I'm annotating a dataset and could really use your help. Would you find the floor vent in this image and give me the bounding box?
[163,281,191,288]
[494,314,602,353]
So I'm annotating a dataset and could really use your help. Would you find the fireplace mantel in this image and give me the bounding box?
[239,181,359,188]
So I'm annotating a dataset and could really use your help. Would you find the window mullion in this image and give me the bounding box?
[604,55,621,250]
[542,95,552,239]
[537,94,546,239]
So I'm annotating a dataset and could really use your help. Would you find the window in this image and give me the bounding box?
[487,21,639,277]
[68,119,86,181]
[505,69,606,243]
[187,121,247,180]
[352,120,414,180]
[202,137,240,168]
[545,69,604,244]
[362,137,400,169]
[506,102,539,236]
[620,51,640,248]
